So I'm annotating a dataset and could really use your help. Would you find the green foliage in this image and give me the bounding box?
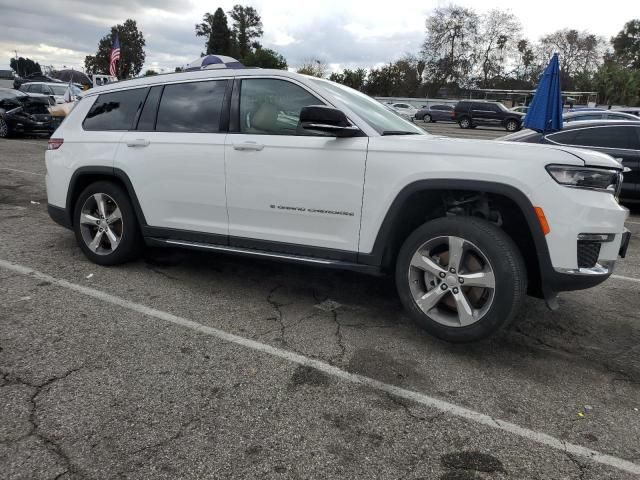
[144,69,158,76]
[594,61,640,106]
[296,60,328,77]
[196,8,232,56]
[242,48,287,69]
[328,68,367,90]
[10,57,41,76]
[84,19,146,79]
[611,19,640,69]
[228,5,263,59]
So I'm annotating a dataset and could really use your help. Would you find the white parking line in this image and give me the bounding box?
[612,274,640,284]
[0,167,45,176]
[1,258,639,476]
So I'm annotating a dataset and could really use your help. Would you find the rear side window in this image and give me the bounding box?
[557,126,639,150]
[83,88,147,131]
[155,80,227,132]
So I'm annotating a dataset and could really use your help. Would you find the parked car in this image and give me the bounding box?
[388,102,418,118]
[500,120,640,200]
[563,111,639,123]
[13,72,62,90]
[384,103,414,122]
[415,104,454,122]
[45,68,629,343]
[511,106,529,114]
[613,107,640,117]
[453,100,524,131]
[19,82,83,104]
[0,87,58,138]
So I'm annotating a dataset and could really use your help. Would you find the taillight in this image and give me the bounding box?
[47,138,63,150]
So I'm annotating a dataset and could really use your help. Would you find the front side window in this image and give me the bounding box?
[239,78,324,135]
[83,88,147,131]
[155,80,227,133]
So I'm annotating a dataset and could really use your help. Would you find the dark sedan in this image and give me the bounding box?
[0,88,58,138]
[500,120,640,201]
[13,72,62,90]
[415,104,455,122]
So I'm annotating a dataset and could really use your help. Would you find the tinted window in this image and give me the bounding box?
[137,85,163,131]
[608,113,632,120]
[155,80,226,132]
[29,84,44,94]
[84,88,147,131]
[546,131,577,144]
[239,78,324,135]
[563,126,640,150]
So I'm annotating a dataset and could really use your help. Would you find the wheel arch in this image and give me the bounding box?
[66,167,147,227]
[358,179,553,298]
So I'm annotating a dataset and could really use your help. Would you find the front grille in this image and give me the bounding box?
[577,241,601,268]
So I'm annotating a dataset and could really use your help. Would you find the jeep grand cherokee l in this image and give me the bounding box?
[45,68,630,342]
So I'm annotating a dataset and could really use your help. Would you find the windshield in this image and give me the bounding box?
[310,78,424,135]
[49,84,82,96]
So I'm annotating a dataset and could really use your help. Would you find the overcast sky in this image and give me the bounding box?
[0,0,635,73]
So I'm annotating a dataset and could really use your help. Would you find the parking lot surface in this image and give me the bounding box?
[1,136,640,479]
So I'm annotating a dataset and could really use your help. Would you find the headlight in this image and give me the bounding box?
[546,165,621,194]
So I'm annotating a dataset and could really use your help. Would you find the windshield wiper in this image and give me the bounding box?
[381,130,420,136]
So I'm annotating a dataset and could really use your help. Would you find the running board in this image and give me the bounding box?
[146,237,381,274]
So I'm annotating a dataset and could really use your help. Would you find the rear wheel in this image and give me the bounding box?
[505,119,519,132]
[73,181,142,265]
[424,114,432,123]
[458,117,471,129]
[395,217,526,342]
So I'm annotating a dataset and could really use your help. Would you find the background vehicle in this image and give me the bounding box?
[614,107,640,117]
[0,87,57,138]
[19,82,83,104]
[91,74,118,88]
[512,106,529,114]
[383,103,414,122]
[45,69,628,343]
[453,100,524,131]
[500,120,640,200]
[388,102,418,118]
[563,110,639,123]
[13,72,62,90]
[415,104,454,122]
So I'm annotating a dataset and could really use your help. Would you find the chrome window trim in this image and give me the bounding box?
[544,124,640,152]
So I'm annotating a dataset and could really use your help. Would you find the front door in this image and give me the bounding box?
[115,80,230,236]
[224,77,368,255]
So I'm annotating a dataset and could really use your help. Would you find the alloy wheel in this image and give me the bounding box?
[506,120,518,131]
[459,118,470,128]
[407,236,495,327]
[79,193,123,255]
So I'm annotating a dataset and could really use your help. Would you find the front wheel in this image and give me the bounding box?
[395,217,526,342]
[73,181,142,266]
[505,119,519,132]
[424,114,432,123]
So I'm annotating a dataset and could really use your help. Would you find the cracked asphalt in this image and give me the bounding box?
[1,137,640,479]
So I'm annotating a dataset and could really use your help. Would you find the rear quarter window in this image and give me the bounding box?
[83,88,147,131]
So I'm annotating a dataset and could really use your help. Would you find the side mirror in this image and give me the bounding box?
[300,105,360,137]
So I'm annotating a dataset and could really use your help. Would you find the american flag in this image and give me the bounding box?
[109,33,120,77]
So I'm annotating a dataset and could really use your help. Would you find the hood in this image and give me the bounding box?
[374,134,622,170]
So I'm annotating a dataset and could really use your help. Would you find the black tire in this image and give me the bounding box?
[505,119,519,132]
[424,114,432,123]
[395,217,526,343]
[0,116,9,138]
[73,181,142,266]
[458,117,472,129]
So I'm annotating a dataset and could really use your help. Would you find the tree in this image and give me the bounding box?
[476,9,521,87]
[538,29,604,89]
[242,47,287,69]
[84,19,146,79]
[10,57,41,76]
[195,8,233,56]
[422,5,479,89]
[228,5,263,59]
[297,60,328,78]
[611,19,640,69]
[144,69,158,76]
[594,61,640,106]
[328,68,367,90]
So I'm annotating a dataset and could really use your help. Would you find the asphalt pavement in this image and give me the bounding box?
[1,135,640,480]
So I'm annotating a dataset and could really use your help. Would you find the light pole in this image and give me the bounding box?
[14,50,19,77]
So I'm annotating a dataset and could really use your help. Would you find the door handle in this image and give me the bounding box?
[233,141,264,151]
[126,139,150,147]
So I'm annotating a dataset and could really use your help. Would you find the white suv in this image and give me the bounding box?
[45,68,630,342]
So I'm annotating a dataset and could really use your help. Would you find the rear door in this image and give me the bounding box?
[116,79,231,237]
[471,103,498,126]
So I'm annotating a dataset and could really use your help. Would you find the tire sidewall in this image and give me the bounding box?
[395,217,526,343]
[73,181,141,266]
[0,116,9,138]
